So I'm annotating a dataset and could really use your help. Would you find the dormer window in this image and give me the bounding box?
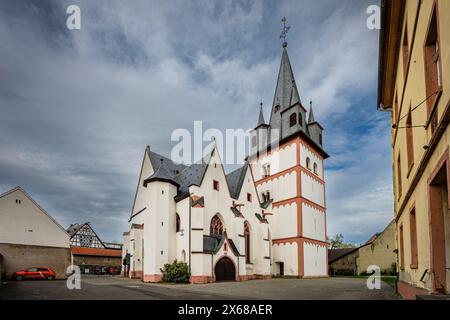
[319,134,323,145]
[213,180,219,191]
[275,105,280,113]
[247,193,252,202]
[298,113,303,126]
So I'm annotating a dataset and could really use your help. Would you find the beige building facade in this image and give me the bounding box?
[357,221,397,275]
[378,0,450,298]
[0,187,71,279]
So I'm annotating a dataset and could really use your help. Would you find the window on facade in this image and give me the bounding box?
[181,250,186,262]
[289,113,297,127]
[319,134,323,146]
[274,105,280,113]
[247,193,252,202]
[244,221,251,263]
[409,208,418,267]
[399,225,405,270]
[406,106,414,171]
[298,113,303,126]
[306,157,311,170]
[402,21,409,78]
[213,180,219,191]
[313,163,318,175]
[176,213,181,233]
[424,5,442,116]
[262,191,271,203]
[210,214,224,236]
[397,154,402,198]
[263,163,270,178]
[394,92,399,124]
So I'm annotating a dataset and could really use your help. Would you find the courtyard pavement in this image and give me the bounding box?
[0,275,399,300]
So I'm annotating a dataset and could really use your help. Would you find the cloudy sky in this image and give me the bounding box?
[0,0,392,244]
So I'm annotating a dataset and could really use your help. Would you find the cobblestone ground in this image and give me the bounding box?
[0,275,399,300]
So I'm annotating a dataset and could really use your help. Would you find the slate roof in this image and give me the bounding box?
[225,163,248,200]
[230,206,244,218]
[272,47,302,113]
[328,248,359,263]
[144,160,180,187]
[263,45,329,159]
[147,148,186,176]
[255,213,269,224]
[255,104,268,128]
[67,223,84,237]
[145,145,214,200]
[203,234,241,256]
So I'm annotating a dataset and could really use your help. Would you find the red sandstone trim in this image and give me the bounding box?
[272,196,326,212]
[397,280,429,300]
[273,236,327,247]
[143,274,163,282]
[130,270,143,279]
[190,276,213,284]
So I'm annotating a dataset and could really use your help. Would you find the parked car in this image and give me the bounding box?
[12,267,56,280]
[94,266,107,275]
[107,266,121,275]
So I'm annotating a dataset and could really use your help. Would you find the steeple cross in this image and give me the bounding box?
[280,17,291,46]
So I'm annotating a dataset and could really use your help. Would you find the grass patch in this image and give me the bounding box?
[335,275,397,286]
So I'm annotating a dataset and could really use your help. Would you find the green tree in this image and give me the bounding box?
[327,234,356,249]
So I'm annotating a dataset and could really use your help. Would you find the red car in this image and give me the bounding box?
[12,267,56,281]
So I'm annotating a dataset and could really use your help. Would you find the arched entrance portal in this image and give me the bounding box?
[214,257,236,282]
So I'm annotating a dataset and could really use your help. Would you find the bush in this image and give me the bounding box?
[160,260,190,283]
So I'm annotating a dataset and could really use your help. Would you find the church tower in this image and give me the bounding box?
[248,25,329,278]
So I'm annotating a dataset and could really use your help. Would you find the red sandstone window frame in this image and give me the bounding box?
[402,18,410,79]
[406,105,414,175]
[423,1,443,131]
[409,206,418,269]
[397,154,402,199]
[399,224,405,270]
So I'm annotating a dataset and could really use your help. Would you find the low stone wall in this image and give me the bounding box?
[0,243,71,279]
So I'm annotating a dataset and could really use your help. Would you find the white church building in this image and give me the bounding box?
[122,41,329,283]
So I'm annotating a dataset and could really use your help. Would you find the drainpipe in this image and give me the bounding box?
[189,193,192,274]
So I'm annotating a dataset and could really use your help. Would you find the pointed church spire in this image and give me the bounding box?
[256,102,266,127]
[271,44,302,114]
[308,100,315,124]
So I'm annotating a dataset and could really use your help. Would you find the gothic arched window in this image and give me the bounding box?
[176,213,181,233]
[244,221,251,263]
[289,113,297,127]
[306,157,311,170]
[210,214,224,236]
